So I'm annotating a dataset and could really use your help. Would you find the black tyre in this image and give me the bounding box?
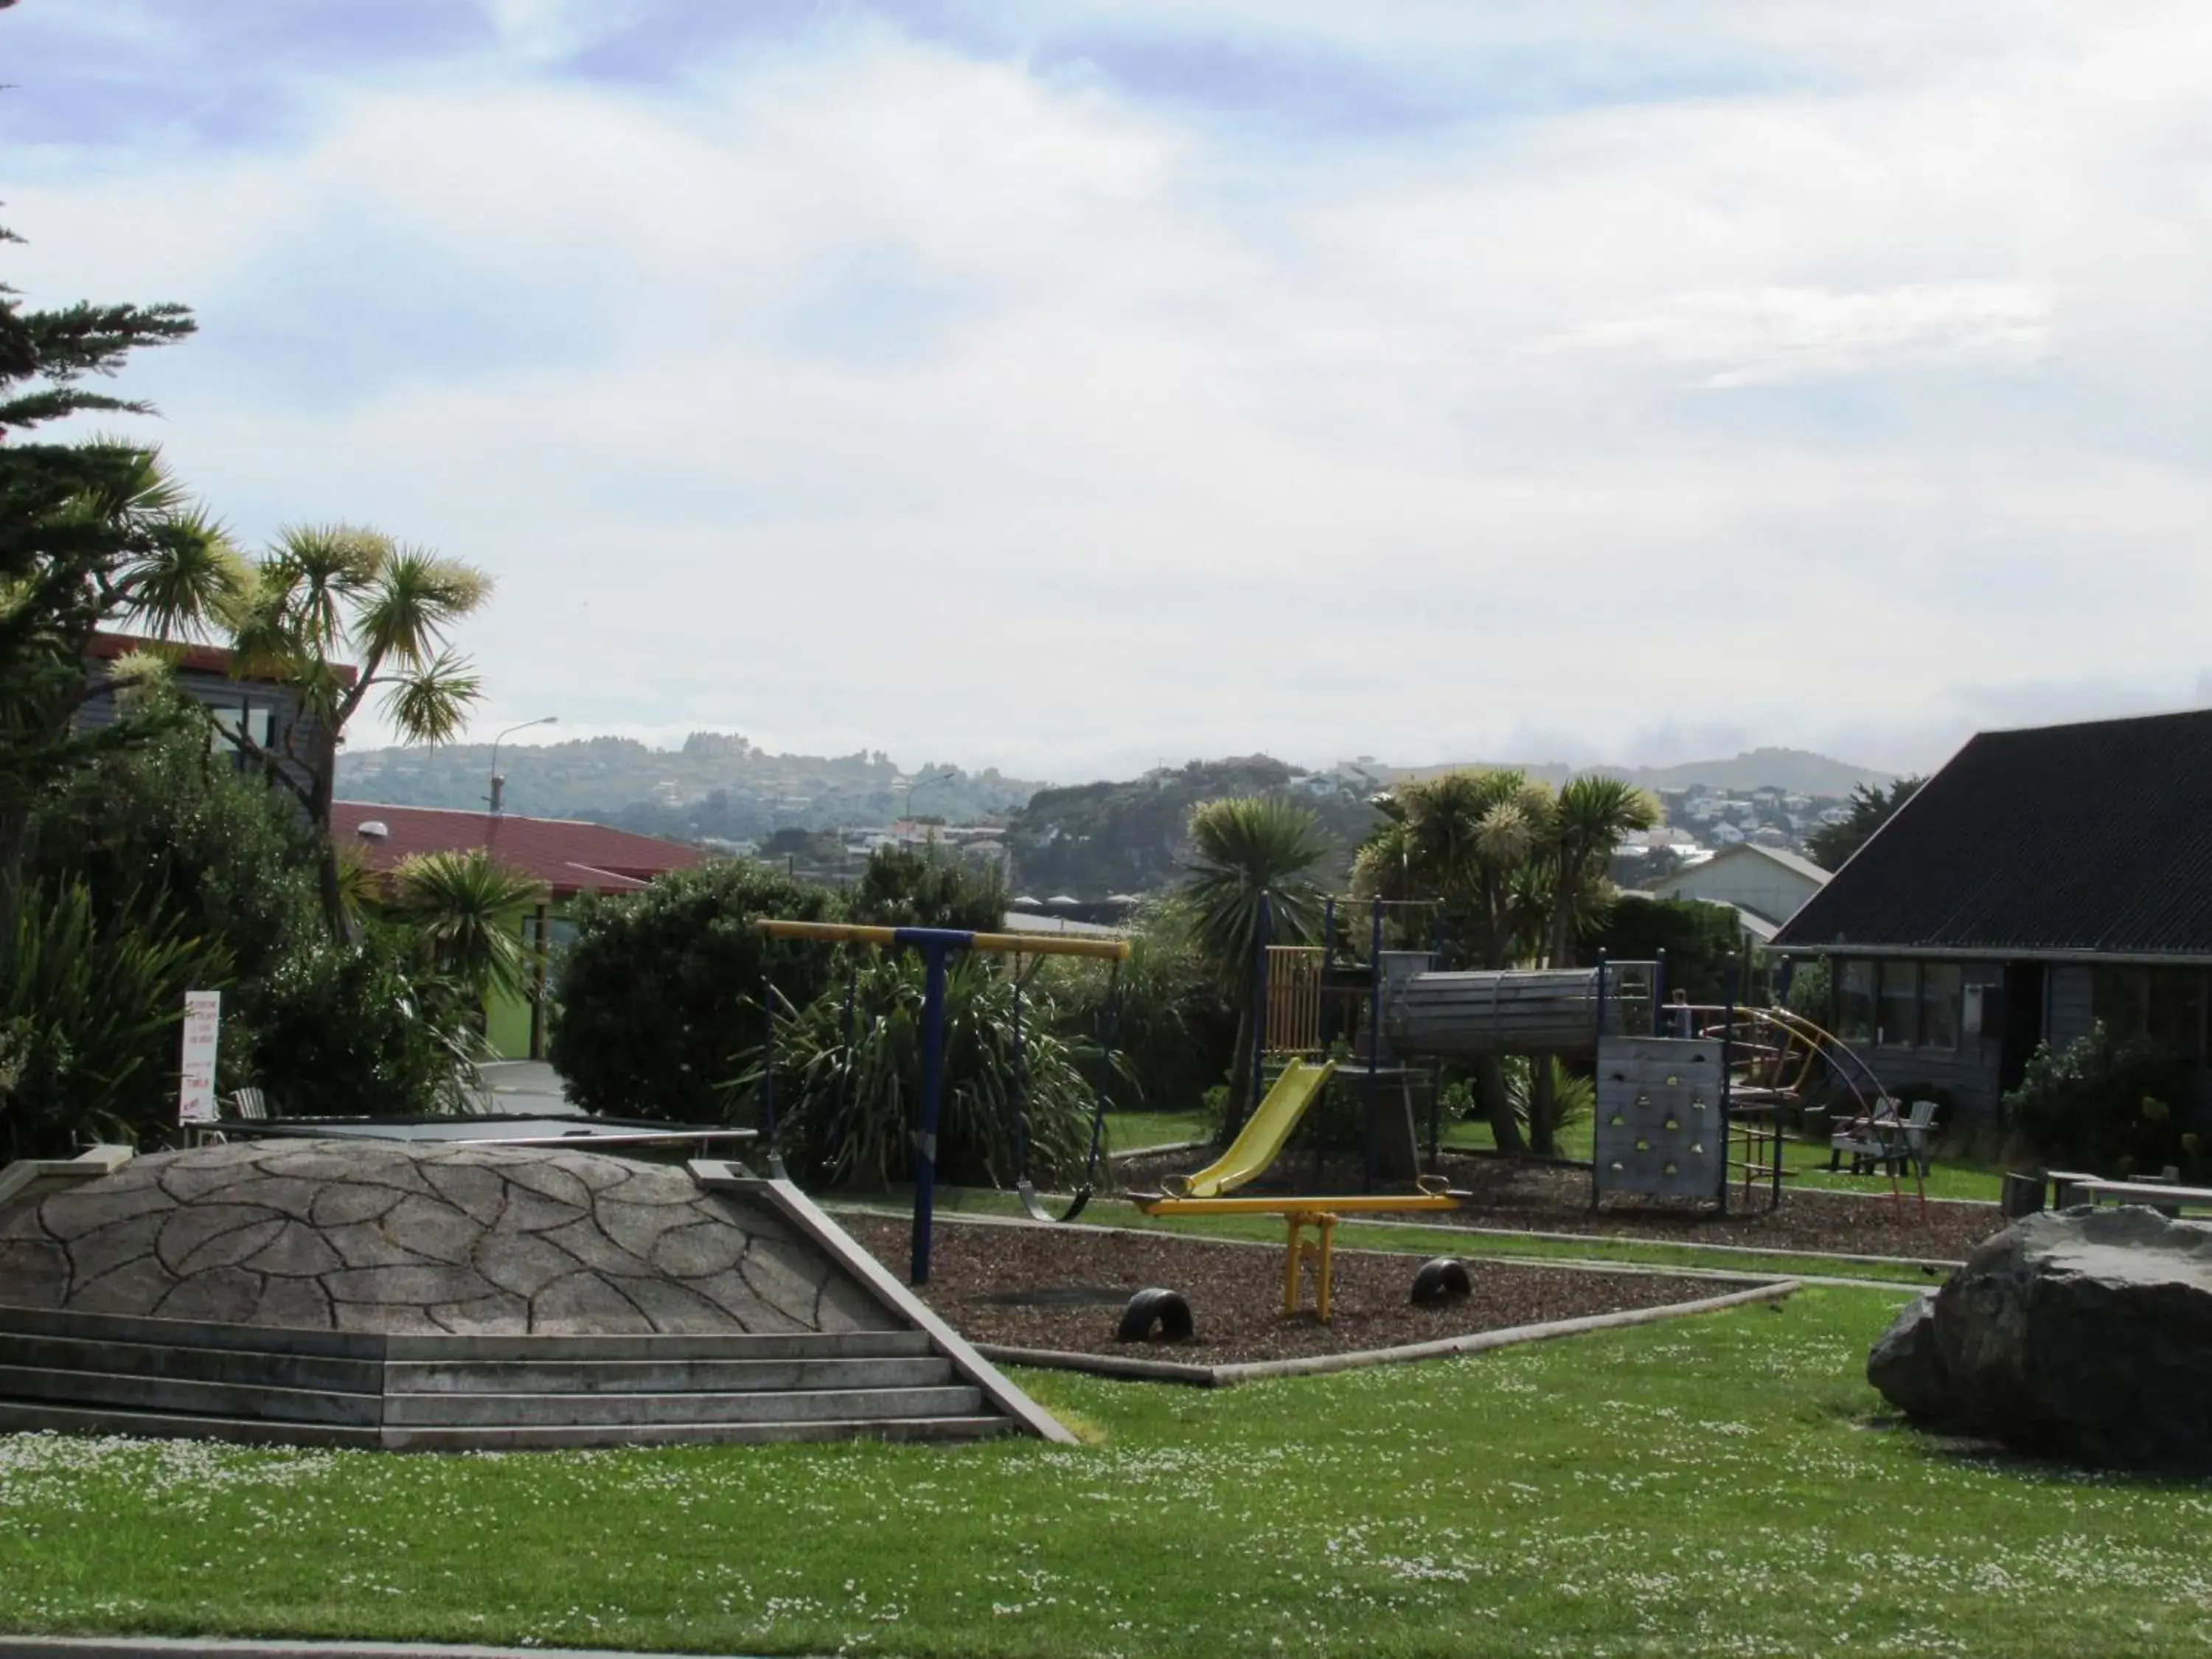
[1411,1257,1472,1307]
[1116,1287,1194,1343]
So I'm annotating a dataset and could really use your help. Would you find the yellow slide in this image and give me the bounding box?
[1165,1060,1337,1200]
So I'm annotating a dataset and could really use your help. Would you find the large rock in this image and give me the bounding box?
[1868,1206,2212,1470]
[1865,1295,1951,1422]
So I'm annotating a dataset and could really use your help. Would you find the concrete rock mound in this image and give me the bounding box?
[0,1138,891,1337]
[0,1141,1071,1447]
[1868,1206,2212,1470]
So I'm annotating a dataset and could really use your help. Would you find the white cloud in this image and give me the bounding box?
[10,4,2212,779]
[1532,283,2048,387]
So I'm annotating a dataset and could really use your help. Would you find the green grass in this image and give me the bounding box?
[1441,1115,2009,1202]
[1102,1109,1210,1153]
[5,1288,2209,1655]
[858,1190,1950,1286]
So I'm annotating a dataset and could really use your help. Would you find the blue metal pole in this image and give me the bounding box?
[1653,947,1668,1025]
[1010,957,1029,1180]
[1323,897,1336,963]
[910,942,950,1287]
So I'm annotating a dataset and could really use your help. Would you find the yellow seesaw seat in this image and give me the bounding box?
[1161,1059,1337,1200]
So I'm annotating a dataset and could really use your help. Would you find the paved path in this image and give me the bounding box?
[477,1061,582,1117]
[0,1639,765,1658]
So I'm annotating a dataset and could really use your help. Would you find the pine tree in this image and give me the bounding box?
[0,219,234,921]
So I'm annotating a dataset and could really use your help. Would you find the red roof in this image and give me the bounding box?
[86,630,360,688]
[330,801,707,897]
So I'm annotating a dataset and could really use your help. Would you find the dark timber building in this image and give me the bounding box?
[79,630,344,802]
[1773,709,2212,1123]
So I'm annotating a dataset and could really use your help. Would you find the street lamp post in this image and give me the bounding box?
[902,767,956,823]
[487,716,559,816]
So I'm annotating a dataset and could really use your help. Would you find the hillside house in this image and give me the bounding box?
[1773,709,2212,1122]
[1649,841,1830,947]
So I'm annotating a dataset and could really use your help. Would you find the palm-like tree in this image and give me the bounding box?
[1181,796,1330,1127]
[392,849,546,1011]
[1541,776,1659,969]
[1353,770,1557,1154]
[224,525,490,933]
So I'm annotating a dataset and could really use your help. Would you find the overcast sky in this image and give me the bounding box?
[10,1,2211,782]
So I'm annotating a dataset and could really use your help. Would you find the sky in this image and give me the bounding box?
[8,1,2212,783]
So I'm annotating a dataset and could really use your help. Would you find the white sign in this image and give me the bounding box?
[179,990,221,1124]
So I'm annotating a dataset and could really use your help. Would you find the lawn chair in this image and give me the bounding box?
[1829,1099,1938,1179]
[187,1087,267,1149]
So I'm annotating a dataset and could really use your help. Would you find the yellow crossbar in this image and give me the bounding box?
[754,919,1130,962]
[1129,1192,1461,1217]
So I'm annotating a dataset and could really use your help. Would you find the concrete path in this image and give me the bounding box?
[0,1638,763,1658]
[476,1061,582,1117]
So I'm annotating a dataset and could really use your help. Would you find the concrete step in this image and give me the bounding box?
[384,1355,956,1395]
[381,1383,987,1429]
[0,1399,380,1447]
[380,1330,932,1362]
[0,1363,380,1427]
[378,1414,1021,1450]
[0,1332,383,1395]
[0,1399,1018,1450]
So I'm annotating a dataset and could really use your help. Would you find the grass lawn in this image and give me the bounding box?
[1102,1110,1210,1153]
[7,1287,2208,1656]
[1440,1116,2009,1203]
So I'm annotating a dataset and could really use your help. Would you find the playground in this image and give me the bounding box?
[838,1211,1757,1366]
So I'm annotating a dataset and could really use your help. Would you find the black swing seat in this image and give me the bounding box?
[1016,1178,1092,1225]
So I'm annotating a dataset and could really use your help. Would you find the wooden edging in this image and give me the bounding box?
[833,1198,1958,1281]
[976,1279,1800,1388]
[0,1145,133,1211]
[691,1161,1079,1447]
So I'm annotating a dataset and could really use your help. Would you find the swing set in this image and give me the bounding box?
[753,920,1129,1286]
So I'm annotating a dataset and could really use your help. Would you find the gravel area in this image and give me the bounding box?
[845,1215,1746,1366]
[1116,1147,2004,1262]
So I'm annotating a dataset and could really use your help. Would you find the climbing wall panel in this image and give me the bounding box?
[1592,1037,1725,1203]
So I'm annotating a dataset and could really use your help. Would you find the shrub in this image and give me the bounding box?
[1044,911,1234,1116]
[2002,1023,2193,1175]
[1505,1055,1596,1137]
[0,882,226,1160]
[248,925,484,1117]
[849,844,1007,933]
[763,953,1097,1189]
[549,860,844,1121]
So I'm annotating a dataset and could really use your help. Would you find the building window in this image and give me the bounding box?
[1877,961,1918,1047]
[1919,963,1961,1051]
[208,701,276,765]
[1839,960,1876,1044]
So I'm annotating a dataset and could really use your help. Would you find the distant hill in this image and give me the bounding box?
[338,733,1042,841]
[1003,757,1375,899]
[1385,747,1891,798]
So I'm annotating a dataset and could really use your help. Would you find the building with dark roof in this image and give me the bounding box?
[333,802,708,1062]
[1773,708,2212,1120]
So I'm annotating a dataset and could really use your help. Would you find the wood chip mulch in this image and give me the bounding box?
[1114,1147,2004,1262]
[845,1215,1745,1366]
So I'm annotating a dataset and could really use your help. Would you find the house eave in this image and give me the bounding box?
[1773,942,2212,968]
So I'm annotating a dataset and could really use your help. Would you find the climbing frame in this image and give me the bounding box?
[1591,1037,1727,1206]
